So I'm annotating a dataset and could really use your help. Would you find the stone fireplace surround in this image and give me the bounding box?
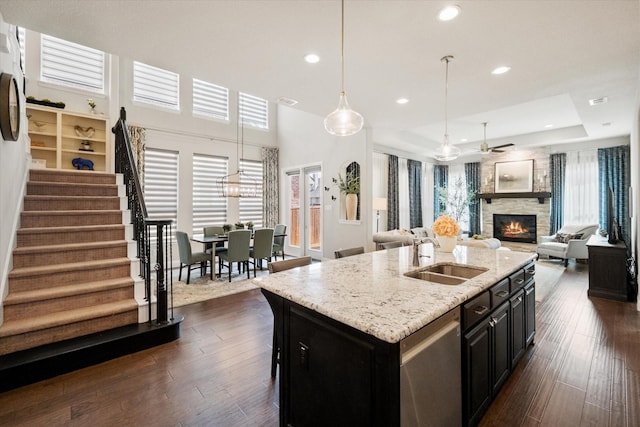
[479,148,552,243]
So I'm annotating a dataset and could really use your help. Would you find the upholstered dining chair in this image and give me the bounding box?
[218,229,251,282]
[380,241,406,249]
[249,228,274,277]
[272,224,287,260]
[176,231,211,284]
[265,255,312,377]
[203,225,227,264]
[334,246,365,258]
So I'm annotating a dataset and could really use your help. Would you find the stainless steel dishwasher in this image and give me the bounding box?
[400,307,461,427]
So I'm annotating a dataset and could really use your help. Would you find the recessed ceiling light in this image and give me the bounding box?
[491,66,511,75]
[544,124,554,128]
[460,138,468,142]
[304,53,320,64]
[438,5,461,21]
[589,96,608,106]
[396,98,409,104]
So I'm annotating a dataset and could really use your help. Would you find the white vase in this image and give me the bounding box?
[345,193,358,220]
[436,235,457,252]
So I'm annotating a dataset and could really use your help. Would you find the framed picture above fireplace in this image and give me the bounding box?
[494,159,534,193]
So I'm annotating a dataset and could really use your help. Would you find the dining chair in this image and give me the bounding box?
[204,225,227,271]
[249,228,274,277]
[218,229,251,282]
[265,255,312,378]
[176,231,211,284]
[334,246,365,258]
[380,241,406,249]
[272,224,287,260]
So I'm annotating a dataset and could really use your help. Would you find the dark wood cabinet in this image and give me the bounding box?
[525,281,536,346]
[464,316,492,426]
[491,302,511,395]
[587,236,631,301]
[510,289,526,367]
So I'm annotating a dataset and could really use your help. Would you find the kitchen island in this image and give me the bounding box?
[254,244,537,426]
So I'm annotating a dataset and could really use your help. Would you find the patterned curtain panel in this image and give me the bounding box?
[408,159,423,228]
[261,147,279,227]
[598,145,630,245]
[550,153,566,234]
[387,154,399,230]
[128,125,146,186]
[465,162,481,235]
[433,165,448,220]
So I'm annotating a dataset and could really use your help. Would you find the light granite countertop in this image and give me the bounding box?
[254,244,537,343]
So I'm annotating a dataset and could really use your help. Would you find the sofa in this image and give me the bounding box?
[374,227,504,250]
[373,227,434,249]
[536,224,599,266]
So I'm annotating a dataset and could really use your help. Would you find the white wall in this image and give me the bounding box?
[0,13,29,322]
[277,105,370,259]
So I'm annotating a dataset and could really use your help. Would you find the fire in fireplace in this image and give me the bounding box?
[493,214,537,243]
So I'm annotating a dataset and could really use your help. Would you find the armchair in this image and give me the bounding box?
[536,224,599,266]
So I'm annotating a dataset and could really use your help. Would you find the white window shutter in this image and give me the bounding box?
[193,154,229,234]
[133,61,180,110]
[193,78,229,121]
[239,92,268,130]
[144,148,179,239]
[239,159,264,226]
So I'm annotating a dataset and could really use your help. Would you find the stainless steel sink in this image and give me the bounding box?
[403,263,488,285]
[420,263,488,279]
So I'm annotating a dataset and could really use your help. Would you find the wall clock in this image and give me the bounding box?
[0,72,21,141]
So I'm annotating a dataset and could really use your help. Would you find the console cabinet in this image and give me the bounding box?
[27,105,110,172]
[587,236,630,301]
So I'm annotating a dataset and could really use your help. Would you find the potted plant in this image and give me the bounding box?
[222,224,232,234]
[336,172,360,220]
[246,221,254,230]
[437,177,477,226]
[235,221,245,229]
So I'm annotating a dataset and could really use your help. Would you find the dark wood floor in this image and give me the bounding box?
[0,262,638,426]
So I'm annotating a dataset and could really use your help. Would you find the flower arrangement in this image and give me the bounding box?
[246,221,254,230]
[335,172,360,194]
[234,221,245,229]
[432,214,460,237]
[87,98,96,110]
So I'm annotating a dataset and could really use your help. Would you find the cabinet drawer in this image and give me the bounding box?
[509,269,525,293]
[463,291,491,331]
[524,263,535,284]
[490,278,510,308]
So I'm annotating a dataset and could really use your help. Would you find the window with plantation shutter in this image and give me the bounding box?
[40,34,105,93]
[133,61,180,110]
[144,148,179,238]
[239,92,268,130]
[193,78,229,121]
[239,159,264,226]
[192,154,228,235]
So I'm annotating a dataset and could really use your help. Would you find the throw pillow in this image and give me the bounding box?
[564,233,583,243]
[553,233,567,243]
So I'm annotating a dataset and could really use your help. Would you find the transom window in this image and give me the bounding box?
[239,92,268,130]
[40,34,105,93]
[133,61,180,110]
[193,78,229,121]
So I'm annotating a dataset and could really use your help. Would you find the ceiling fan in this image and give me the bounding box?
[479,122,514,153]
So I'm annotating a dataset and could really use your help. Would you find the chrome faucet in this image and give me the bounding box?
[412,239,432,266]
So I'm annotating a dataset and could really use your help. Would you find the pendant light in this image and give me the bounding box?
[434,55,461,162]
[324,0,364,136]
[217,99,258,198]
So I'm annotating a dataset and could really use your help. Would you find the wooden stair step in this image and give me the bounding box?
[27,181,118,197]
[3,278,134,321]
[20,210,123,227]
[16,224,125,247]
[4,277,134,305]
[8,258,132,292]
[29,169,116,185]
[24,195,121,211]
[12,240,128,268]
[0,300,138,337]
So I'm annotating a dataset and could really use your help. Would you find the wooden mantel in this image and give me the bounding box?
[478,192,551,204]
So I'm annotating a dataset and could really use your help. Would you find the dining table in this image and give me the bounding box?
[191,232,287,279]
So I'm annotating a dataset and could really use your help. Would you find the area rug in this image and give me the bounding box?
[171,275,259,308]
[534,260,565,302]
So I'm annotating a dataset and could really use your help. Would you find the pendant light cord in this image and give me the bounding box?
[341,0,345,94]
[443,56,450,141]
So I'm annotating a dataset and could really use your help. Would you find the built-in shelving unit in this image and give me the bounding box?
[27,105,109,172]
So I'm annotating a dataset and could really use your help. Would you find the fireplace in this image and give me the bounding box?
[493,214,537,243]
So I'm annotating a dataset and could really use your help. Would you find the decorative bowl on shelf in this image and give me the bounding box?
[33,121,47,131]
[74,125,95,138]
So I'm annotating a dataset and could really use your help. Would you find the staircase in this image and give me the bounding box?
[0,168,138,356]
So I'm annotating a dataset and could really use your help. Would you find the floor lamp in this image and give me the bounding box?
[373,198,387,232]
